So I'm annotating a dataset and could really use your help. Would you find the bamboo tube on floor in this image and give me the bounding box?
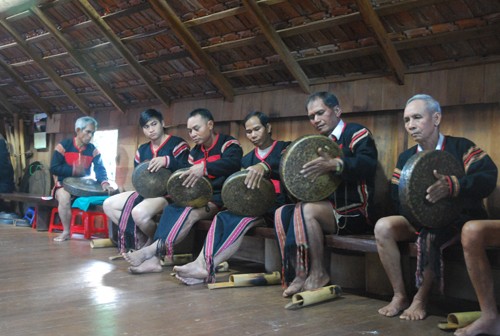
[438,311,481,330]
[285,285,342,309]
[90,238,115,248]
[208,271,281,289]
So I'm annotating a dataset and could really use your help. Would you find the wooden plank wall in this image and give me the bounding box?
[28,63,500,219]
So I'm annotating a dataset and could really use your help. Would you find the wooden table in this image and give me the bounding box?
[0,192,58,231]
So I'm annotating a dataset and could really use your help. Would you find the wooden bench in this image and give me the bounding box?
[0,192,58,231]
[195,220,416,255]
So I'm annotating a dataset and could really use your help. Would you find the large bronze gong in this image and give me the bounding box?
[132,161,172,198]
[279,134,342,202]
[167,168,213,208]
[399,150,464,229]
[222,170,276,217]
[63,177,109,197]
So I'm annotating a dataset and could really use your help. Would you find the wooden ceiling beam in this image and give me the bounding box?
[77,0,171,106]
[100,2,150,20]
[242,0,310,94]
[204,0,451,53]
[0,54,53,116]
[395,23,500,50]
[405,55,500,74]
[355,0,405,84]
[28,22,493,85]
[376,0,450,16]
[183,0,287,28]
[223,22,500,78]
[31,5,127,113]
[149,0,234,101]
[203,35,267,53]
[223,63,285,77]
[0,19,91,115]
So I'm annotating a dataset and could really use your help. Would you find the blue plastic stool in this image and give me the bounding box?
[23,207,36,228]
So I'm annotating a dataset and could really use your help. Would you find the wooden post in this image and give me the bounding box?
[18,118,26,173]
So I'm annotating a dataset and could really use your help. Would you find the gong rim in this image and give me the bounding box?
[279,134,342,202]
[398,150,464,229]
[132,161,171,198]
[222,170,276,217]
[63,177,108,197]
[167,168,213,208]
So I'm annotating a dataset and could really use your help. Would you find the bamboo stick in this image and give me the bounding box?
[18,118,26,173]
[13,115,22,184]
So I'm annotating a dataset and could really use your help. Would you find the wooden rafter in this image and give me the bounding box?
[183,0,287,28]
[0,89,17,115]
[0,19,91,115]
[355,0,405,84]
[223,20,500,78]
[203,0,450,54]
[242,0,310,93]
[148,0,234,101]
[77,0,171,106]
[0,55,53,116]
[31,5,127,113]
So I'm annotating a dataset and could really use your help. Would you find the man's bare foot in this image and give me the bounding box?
[303,271,330,291]
[54,232,70,242]
[122,248,154,267]
[175,274,205,286]
[128,256,162,274]
[283,276,306,298]
[454,316,500,336]
[173,261,208,279]
[400,298,427,320]
[378,295,410,317]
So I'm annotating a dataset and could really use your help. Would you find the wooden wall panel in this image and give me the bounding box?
[484,63,500,102]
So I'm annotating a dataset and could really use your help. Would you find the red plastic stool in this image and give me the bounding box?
[69,209,109,239]
[69,209,88,237]
[84,211,109,239]
[48,207,64,232]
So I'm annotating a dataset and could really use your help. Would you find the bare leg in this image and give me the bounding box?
[159,203,219,251]
[103,192,167,248]
[102,191,133,224]
[53,188,72,242]
[400,268,433,320]
[132,197,168,247]
[302,201,335,291]
[375,215,416,317]
[455,220,500,336]
[175,218,265,284]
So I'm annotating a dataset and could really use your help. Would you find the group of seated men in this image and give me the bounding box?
[48,92,499,336]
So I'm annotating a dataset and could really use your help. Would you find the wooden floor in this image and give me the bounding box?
[0,225,458,336]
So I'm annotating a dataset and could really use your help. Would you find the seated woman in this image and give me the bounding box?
[174,111,290,285]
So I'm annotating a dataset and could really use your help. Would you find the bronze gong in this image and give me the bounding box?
[63,177,109,197]
[399,150,464,230]
[222,170,277,217]
[166,168,213,208]
[132,161,172,198]
[279,134,342,202]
